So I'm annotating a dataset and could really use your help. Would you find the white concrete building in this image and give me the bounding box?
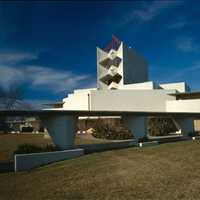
[44,36,200,149]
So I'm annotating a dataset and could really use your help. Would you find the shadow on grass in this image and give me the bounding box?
[0,161,13,173]
[76,139,137,154]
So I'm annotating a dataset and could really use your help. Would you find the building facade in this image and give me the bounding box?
[44,36,200,148]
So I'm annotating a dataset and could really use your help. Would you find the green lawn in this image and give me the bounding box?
[1,140,200,199]
[0,134,108,161]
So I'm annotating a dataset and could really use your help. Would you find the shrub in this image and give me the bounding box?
[21,126,34,132]
[148,118,178,136]
[92,119,133,140]
[92,129,133,140]
[86,117,181,140]
[188,131,200,137]
[14,144,59,154]
[138,136,149,143]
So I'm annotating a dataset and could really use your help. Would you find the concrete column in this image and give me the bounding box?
[41,115,77,150]
[173,117,194,135]
[123,116,147,141]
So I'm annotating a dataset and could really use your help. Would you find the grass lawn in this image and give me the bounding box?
[0,140,200,199]
[0,134,108,161]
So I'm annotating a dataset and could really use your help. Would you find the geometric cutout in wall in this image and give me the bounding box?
[99,56,121,69]
[112,57,121,67]
[112,73,122,84]
[100,74,113,85]
[100,73,122,86]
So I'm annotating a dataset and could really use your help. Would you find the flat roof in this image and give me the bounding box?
[43,102,64,106]
[1,110,200,118]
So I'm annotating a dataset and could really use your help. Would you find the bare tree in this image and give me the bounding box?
[0,84,32,134]
[0,84,25,110]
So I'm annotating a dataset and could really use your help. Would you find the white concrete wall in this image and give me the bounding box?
[160,82,189,93]
[166,99,200,113]
[90,90,176,112]
[63,92,90,110]
[194,120,200,131]
[97,41,148,90]
[73,88,97,94]
[61,83,199,114]
[97,43,123,90]
[97,47,108,90]
[119,81,157,90]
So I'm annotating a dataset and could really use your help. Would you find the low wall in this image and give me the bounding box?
[15,148,84,172]
[148,135,190,144]
[0,161,14,173]
[138,141,159,147]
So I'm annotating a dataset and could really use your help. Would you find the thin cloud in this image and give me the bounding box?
[0,51,94,93]
[176,37,199,52]
[25,65,90,92]
[121,0,181,25]
[167,20,186,29]
[167,62,200,81]
[24,99,57,109]
[150,62,200,91]
[0,65,24,89]
[0,52,38,64]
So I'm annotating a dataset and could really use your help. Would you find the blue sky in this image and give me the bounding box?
[0,0,200,106]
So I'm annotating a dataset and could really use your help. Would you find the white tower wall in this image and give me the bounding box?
[97,40,148,90]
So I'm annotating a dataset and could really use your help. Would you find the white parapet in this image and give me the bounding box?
[90,89,176,112]
[166,99,200,113]
[119,81,157,90]
[63,92,90,110]
[160,82,190,93]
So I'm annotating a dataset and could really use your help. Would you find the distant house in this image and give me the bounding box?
[1,117,44,133]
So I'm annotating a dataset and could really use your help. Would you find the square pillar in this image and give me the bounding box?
[41,115,77,150]
[123,115,147,141]
[173,117,194,135]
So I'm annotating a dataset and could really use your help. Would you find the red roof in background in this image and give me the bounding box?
[103,35,121,52]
